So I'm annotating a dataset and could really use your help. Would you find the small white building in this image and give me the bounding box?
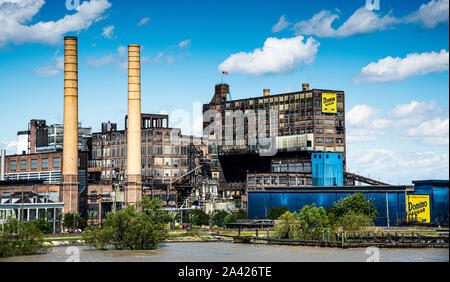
[0,191,64,233]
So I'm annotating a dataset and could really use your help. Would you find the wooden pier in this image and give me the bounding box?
[230,229,449,249]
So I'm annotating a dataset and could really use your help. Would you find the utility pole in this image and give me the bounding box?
[385,192,390,227]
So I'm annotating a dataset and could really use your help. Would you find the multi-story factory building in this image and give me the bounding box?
[88,113,208,208]
[203,83,347,207]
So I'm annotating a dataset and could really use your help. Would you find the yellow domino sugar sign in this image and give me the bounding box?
[406,195,430,223]
[322,93,337,113]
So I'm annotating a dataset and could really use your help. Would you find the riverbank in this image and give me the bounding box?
[1,242,448,262]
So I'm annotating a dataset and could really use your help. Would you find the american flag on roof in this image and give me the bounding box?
[222,71,229,75]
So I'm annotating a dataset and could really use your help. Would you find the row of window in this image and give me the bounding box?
[92,145,191,159]
[272,162,312,173]
[248,176,313,186]
[9,157,60,171]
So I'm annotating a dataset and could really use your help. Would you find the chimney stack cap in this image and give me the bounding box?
[302,83,310,91]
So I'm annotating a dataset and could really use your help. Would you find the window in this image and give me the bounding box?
[316,138,324,143]
[53,157,60,168]
[31,159,37,170]
[289,163,295,173]
[10,160,16,171]
[281,163,288,172]
[296,163,303,172]
[272,163,280,173]
[315,128,324,134]
[264,177,270,185]
[256,177,262,185]
[326,138,334,143]
[297,178,304,185]
[271,177,278,185]
[304,162,312,173]
[248,177,255,185]
[289,177,296,185]
[20,160,27,170]
[279,177,287,185]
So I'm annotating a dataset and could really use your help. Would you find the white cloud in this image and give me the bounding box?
[355,49,449,83]
[87,53,114,66]
[405,0,449,28]
[101,25,116,39]
[137,17,150,27]
[218,36,319,75]
[346,104,378,126]
[347,149,449,184]
[346,101,449,146]
[290,0,448,39]
[34,54,64,77]
[0,0,112,47]
[0,140,19,155]
[293,7,398,38]
[407,118,449,145]
[272,15,290,32]
[178,39,191,49]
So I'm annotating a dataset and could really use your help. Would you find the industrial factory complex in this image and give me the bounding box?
[0,36,448,230]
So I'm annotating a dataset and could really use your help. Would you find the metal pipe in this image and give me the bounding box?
[126,44,142,205]
[1,150,5,181]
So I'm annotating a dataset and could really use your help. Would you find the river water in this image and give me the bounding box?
[0,243,448,262]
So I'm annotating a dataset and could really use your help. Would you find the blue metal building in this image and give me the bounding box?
[312,152,343,186]
[247,180,449,226]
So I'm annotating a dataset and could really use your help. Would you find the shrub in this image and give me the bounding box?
[267,206,289,220]
[0,217,50,257]
[83,197,168,250]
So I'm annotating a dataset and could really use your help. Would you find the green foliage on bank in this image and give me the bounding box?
[0,217,50,257]
[224,209,248,225]
[82,197,168,250]
[267,206,289,220]
[274,193,377,239]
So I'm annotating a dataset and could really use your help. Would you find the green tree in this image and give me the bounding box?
[210,210,229,227]
[297,204,330,239]
[267,206,289,220]
[223,209,248,225]
[275,211,298,239]
[186,209,209,226]
[32,218,53,234]
[0,217,50,257]
[338,210,374,231]
[167,210,179,230]
[83,198,167,250]
[327,193,378,225]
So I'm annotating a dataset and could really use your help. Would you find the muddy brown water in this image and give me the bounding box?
[0,242,448,262]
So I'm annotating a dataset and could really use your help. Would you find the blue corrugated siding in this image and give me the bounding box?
[248,181,449,226]
[312,153,343,186]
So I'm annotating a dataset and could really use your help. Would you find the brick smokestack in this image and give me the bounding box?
[62,36,79,213]
[125,44,142,205]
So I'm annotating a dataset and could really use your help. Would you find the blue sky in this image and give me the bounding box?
[0,0,448,184]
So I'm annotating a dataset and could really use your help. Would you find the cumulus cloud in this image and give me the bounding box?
[407,118,449,145]
[218,36,319,75]
[346,100,449,146]
[0,0,112,47]
[405,0,449,28]
[355,49,449,83]
[346,104,378,126]
[347,148,449,184]
[292,7,398,38]
[0,140,20,155]
[290,0,448,38]
[137,17,150,27]
[272,15,290,32]
[101,25,116,39]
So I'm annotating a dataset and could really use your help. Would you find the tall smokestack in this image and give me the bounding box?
[62,36,79,213]
[1,150,5,181]
[125,44,142,205]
